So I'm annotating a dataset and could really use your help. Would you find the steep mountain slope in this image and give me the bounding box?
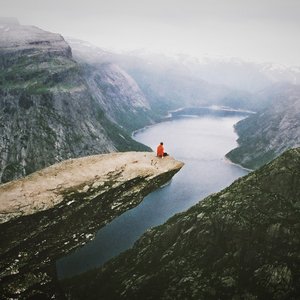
[69,38,156,130]
[0,152,183,299]
[64,148,300,300]
[79,62,156,132]
[226,83,300,169]
[0,23,149,183]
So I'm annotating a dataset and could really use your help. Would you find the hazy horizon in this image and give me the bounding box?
[1,0,300,66]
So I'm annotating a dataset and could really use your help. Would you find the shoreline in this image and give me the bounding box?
[224,156,253,172]
[132,106,252,173]
[132,105,253,137]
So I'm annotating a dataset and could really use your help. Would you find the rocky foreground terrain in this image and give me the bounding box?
[226,83,300,169]
[64,148,300,300]
[0,152,183,299]
[0,22,151,183]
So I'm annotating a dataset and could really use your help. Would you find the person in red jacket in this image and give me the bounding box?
[157,142,168,158]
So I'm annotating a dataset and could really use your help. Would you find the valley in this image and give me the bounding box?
[0,18,299,300]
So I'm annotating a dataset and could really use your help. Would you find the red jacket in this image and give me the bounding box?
[157,144,164,157]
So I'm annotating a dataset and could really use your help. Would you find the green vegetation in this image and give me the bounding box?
[226,147,276,170]
[226,87,300,169]
[114,108,158,133]
[95,108,151,152]
[0,55,78,93]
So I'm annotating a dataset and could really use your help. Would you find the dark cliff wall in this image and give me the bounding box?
[64,148,300,300]
[76,62,157,132]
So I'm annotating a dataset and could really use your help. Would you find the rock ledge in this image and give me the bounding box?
[0,152,183,299]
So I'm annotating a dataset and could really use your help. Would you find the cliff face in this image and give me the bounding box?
[0,24,149,183]
[68,39,156,131]
[64,148,300,300]
[226,84,300,169]
[0,152,183,299]
[80,62,156,132]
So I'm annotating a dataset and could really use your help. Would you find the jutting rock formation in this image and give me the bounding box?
[0,152,183,299]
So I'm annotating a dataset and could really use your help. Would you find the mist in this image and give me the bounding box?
[1,0,300,65]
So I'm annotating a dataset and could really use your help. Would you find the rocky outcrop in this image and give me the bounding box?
[64,148,300,300]
[0,152,183,299]
[0,23,149,183]
[226,84,300,169]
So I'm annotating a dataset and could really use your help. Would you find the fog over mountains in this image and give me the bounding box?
[69,38,300,93]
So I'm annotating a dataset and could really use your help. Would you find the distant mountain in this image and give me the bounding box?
[68,42,300,114]
[64,148,300,300]
[185,56,300,93]
[120,58,251,115]
[119,54,300,111]
[0,23,149,183]
[68,39,300,114]
[67,39,253,114]
[226,83,300,169]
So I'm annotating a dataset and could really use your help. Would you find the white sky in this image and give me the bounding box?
[1,0,300,65]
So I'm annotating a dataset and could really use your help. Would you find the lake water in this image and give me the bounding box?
[57,112,249,279]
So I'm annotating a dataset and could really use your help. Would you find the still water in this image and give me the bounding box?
[57,113,249,279]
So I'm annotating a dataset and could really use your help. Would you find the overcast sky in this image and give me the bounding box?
[1,0,300,65]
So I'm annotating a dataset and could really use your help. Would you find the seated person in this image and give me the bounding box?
[157,142,168,157]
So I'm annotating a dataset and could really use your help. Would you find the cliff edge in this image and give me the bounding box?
[0,152,183,299]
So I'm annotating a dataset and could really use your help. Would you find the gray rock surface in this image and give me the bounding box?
[0,152,183,299]
[81,62,155,132]
[68,39,157,131]
[64,148,300,300]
